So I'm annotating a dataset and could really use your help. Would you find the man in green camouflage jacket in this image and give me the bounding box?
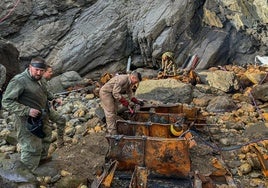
[2,57,52,171]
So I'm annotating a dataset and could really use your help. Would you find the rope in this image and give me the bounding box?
[248,91,265,122]
[190,130,268,152]
[0,0,21,23]
[259,72,268,85]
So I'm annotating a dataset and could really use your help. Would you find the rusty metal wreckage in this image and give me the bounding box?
[2,2,267,186]
[53,59,268,187]
[88,64,268,188]
[49,62,267,187]
[90,102,268,188]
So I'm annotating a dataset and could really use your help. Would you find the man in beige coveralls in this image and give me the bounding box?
[99,71,143,135]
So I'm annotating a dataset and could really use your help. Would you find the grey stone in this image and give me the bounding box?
[135,79,193,104]
[206,95,237,113]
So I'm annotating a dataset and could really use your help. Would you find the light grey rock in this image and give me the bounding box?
[47,71,83,93]
[135,78,193,104]
[201,70,240,92]
[206,95,237,113]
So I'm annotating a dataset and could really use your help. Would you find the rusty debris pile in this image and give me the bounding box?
[90,65,268,188]
[91,104,243,187]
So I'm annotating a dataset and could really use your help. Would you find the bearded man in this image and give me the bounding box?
[2,57,52,171]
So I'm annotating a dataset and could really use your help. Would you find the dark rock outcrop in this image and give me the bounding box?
[0,39,20,89]
[1,0,267,80]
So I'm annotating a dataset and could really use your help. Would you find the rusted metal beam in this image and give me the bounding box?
[91,160,118,188]
[250,145,268,177]
[129,166,149,188]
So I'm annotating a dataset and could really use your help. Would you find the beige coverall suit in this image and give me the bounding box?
[99,74,133,134]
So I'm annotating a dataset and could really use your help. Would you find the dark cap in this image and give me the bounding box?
[30,57,47,69]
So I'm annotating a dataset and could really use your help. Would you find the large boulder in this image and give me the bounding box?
[198,70,240,93]
[206,95,237,113]
[135,79,193,104]
[48,71,84,93]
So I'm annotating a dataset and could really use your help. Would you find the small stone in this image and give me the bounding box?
[0,145,16,153]
[61,170,72,176]
[238,154,246,160]
[0,129,11,137]
[249,171,262,178]
[219,138,230,146]
[65,127,76,137]
[249,178,266,187]
[85,94,95,100]
[94,125,102,133]
[80,185,88,188]
[44,176,52,184]
[238,163,252,175]
[87,128,95,134]
[72,137,79,145]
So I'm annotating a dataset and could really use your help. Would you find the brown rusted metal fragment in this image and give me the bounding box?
[131,111,186,124]
[195,171,216,188]
[139,103,206,124]
[116,119,194,139]
[102,160,119,187]
[211,158,228,176]
[91,160,118,188]
[250,145,268,177]
[116,120,171,138]
[106,135,191,177]
[129,166,149,188]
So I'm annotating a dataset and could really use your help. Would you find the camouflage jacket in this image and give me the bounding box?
[2,69,49,117]
[162,52,174,60]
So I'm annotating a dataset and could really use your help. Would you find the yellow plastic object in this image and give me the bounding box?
[170,124,183,137]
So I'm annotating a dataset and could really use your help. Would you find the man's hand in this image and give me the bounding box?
[29,108,41,117]
[119,97,129,107]
[54,98,63,105]
[128,106,135,114]
[131,97,144,106]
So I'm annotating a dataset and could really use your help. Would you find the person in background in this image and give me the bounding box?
[2,57,52,171]
[0,64,6,110]
[99,71,144,135]
[43,65,66,148]
[160,51,175,76]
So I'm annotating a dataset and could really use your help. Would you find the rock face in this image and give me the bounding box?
[0,39,20,88]
[1,0,268,79]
